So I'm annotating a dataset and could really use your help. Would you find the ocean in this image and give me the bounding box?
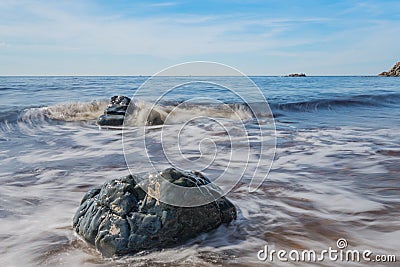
[0,76,399,266]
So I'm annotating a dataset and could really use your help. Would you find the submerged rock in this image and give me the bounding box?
[97,114,125,126]
[109,95,131,106]
[96,95,165,126]
[72,168,236,257]
[97,95,131,127]
[379,62,400,77]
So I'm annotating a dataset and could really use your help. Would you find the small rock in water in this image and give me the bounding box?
[97,95,165,126]
[97,95,132,126]
[72,168,237,257]
[105,105,129,116]
[109,95,131,106]
[97,114,125,126]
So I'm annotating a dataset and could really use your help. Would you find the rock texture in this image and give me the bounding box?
[97,96,131,126]
[379,62,400,77]
[72,168,236,257]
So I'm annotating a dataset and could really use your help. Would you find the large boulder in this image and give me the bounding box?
[379,62,400,77]
[72,168,236,257]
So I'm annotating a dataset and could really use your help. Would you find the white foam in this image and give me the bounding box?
[20,100,108,122]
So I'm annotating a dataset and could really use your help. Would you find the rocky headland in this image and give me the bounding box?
[285,73,306,77]
[379,62,400,77]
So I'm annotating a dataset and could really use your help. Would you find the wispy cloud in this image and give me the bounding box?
[147,2,179,8]
[0,2,322,57]
[0,0,399,75]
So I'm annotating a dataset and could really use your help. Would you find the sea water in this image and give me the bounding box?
[0,76,399,266]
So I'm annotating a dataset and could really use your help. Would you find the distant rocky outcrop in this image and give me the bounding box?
[73,168,237,257]
[379,62,400,77]
[285,73,306,77]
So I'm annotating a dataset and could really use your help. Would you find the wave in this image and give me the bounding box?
[271,93,400,112]
[0,108,24,123]
[2,92,397,126]
[1,100,255,127]
[18,100,108,123]
[123,101,255,126]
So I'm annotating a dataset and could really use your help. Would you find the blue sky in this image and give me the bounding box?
[0,0,399,75]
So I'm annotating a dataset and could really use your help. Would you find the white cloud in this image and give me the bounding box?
[2,3,335,56]
[146,2,179,8]
[0,0,398,75]
[0,2,325,59]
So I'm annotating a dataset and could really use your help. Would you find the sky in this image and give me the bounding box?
[0,0,399,76]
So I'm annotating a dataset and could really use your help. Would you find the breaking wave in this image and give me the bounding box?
[18,100,108,123]
[272,92,400,112]
[3,91,397,127]
[5,101,256,127]
[123,101,255,126]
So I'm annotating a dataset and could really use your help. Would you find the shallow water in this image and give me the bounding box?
[0,76,399,266]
